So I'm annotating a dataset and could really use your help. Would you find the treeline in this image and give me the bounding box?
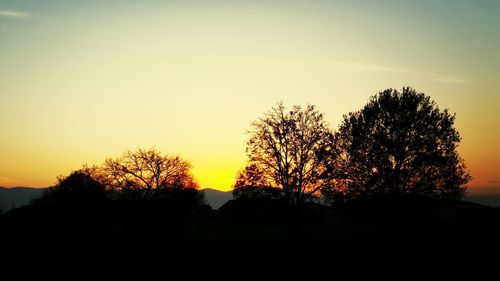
[1,149,208,234]
[1,87,471,231]
[232,87,470,233]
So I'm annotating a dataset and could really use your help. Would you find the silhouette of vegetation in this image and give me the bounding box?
[38,170,108,207]
[325,87,471,205]
[22,169,110,223]
[232,164,283,200]
[219,197,288,224]
[93,148,206,229]
[18,148,207,230]
[2,90,494,281]
[241,102,333,235]
[100,147,199,200]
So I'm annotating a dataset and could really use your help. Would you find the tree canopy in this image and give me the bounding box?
[102,148,198,199]
[326,87,470,202]
[233,164,283,200]
[31,148,205,224]
[33,170,108,216]
[243,103,333,205]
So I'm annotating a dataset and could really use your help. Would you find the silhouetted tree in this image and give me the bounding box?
[102,148,199,199]
[234,163,271,188]
[30,170,109,222]
[40,170,108,207]
[326,87,470,203]
[232,164,283,200]
[243,103,333,234]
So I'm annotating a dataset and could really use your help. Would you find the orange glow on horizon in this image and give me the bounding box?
[0,1,499,194]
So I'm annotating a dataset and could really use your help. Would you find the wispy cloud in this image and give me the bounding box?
[269,58,472,85]
[0,9,30,18]
[339,62,471,85]
[0,176,24,187]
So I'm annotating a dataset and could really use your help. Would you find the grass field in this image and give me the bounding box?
[2,204,500,280]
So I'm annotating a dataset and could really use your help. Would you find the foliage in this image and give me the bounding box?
[232,163,283,200]
[243,102,333,206]
[326,87,470,202]
[39,170,108,207]
[101,148,199,199]
[26,148,205,226]
[233,163,272,189]
[233,185,284,200]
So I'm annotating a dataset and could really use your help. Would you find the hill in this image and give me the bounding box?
[2,186,496,210]
[0,187,232,211]
[464,194,500,207]
[0,187,45,211]
[201,188,232,209]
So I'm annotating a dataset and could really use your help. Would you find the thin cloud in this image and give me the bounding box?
[0,9,30,18]
[425,73,470,85]
[340,62,471,85]
[266,58,472,85]
[0,176,24,187]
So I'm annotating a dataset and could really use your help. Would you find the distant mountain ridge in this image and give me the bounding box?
[201,188,232,209]
[0,187,45,211]
[1,186,498,211]
[464,194,500,208]
[0,187,233,211]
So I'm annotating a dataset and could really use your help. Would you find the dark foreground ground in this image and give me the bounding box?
[1,203,500,281]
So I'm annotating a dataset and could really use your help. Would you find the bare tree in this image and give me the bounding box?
[103,148,198,199]
[244,103,333,233]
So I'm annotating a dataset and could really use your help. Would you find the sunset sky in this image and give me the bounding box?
[1,0,499,193]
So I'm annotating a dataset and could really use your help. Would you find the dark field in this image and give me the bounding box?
[2,203,500,281]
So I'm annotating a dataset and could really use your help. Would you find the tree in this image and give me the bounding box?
[102,148,198,199]
[32,170,109,222]
[232,164,283,200]
[242,103,333,232]
[327,87,470,203]
[42,170,108,206]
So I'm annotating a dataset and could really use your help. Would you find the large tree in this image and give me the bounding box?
[242,103,333,229]
[327,87,470,202]
[102,148,198,199]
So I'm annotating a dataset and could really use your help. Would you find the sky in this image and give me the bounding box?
[1,0,499,193]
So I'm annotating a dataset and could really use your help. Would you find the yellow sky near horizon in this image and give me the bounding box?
[1,1,499,193]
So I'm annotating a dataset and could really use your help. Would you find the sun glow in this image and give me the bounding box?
[0,1,499,193]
